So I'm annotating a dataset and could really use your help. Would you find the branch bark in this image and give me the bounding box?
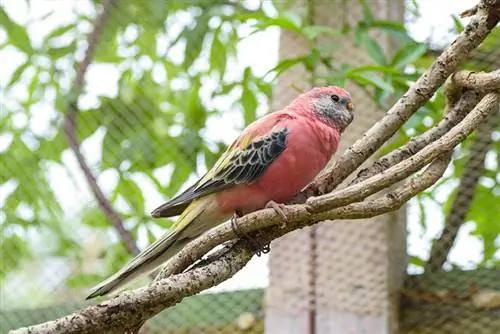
[448,69,500,91]
[63,0,139,255]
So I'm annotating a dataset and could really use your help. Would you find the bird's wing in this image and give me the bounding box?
[151,114,291,218]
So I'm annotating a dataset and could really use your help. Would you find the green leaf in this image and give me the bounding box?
[255,80,273,98]
[265,56,307,78]
[370,20,410,41]
[182,14,210,69]
[7,61,30,88]
[451,15,464,33]
[362,35,387,65]
[241,87,258,126]
[409,255,426,268]
[347,72,394,93]
[392,42,427,69]
[0,8,34,54]
[253,12,302,33]
[302,25,340,40]
[359,0,374,24]
[347,65,401,75]
[47,41,77,59]
[27,69,40,101]
[209,32,227,78]
[0,234,32,282]
[46,23,77,40]
[147,228,156,244]
[168,164,192,197]
[119,176,145,214]
[82,207,110,229]
[467,185,500,262]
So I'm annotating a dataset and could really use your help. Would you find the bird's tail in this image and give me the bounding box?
[86,198,212,300]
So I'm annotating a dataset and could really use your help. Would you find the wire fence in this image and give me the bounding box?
[1,0,499,333]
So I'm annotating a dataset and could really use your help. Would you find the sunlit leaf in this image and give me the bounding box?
[7,61,30,88]
[46,23,77,41]
[302,25,341,40]
[0,8,34,54]
[392,42,427,69]
[210,31,227,78]
[241,87,258,126]
[347,72,394,93]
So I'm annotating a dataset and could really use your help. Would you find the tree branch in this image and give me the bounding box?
[63,0,139,255]
[426,101,500,272]
[448,69,500,91]
[350,89,482,185]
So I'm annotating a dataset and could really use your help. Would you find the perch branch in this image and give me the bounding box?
[63,0,139,255]
[448,69,500,91]
[11,92,500,334]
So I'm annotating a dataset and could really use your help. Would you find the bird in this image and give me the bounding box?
[86,86,354,299]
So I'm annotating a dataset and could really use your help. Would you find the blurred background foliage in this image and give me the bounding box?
[0,0,498,316]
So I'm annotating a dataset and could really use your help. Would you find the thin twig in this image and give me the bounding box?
[63,0,139,255]
[426,102,500,272]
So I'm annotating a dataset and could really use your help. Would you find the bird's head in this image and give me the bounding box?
[294,86,354,132]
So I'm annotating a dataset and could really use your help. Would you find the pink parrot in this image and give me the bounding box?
[87,86,354,299]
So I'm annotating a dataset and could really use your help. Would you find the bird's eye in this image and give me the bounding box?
[331,94,340,102]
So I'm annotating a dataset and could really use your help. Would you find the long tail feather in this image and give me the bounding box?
[86,229,186,299]
[86,197,214,299]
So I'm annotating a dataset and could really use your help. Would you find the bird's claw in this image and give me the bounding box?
[265,200,288,228]
[230,210,270,256]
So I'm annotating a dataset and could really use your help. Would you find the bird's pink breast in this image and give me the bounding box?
[215,116,340,215]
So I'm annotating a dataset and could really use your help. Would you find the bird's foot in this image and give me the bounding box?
[230,210,270,256]
[265,200,288,228]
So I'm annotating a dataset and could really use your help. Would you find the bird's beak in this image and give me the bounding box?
[347,101,354,112]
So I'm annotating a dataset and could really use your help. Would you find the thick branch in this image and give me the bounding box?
[63,0,139,255]
[426,102,500,272]
[11,243,253,334]
[449,69,500,91]
[291,0,498,202]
